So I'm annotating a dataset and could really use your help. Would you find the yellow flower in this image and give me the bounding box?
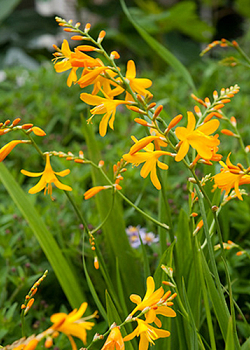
[53,40,77,87]
[175,111,220,162]
[129,276,176,319]
[124,60,152,101]
[21,154,72,197]
[0,140,28,162]
[124,316,170,350]
[50,302,95,350]
[80,92,130,137]
[213,153,250,200]
[101,327,124,350]
[77,66,109,89]
[123,136,171,190]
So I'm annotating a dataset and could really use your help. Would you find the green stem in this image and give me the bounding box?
[234,44,250,66]
[64,191,90,235]
[89,161,169,230]
[90,189,115,235]
[23,132,45,159]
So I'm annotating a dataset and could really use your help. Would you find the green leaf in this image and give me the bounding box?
[120,0,196,91]
[0,0,22,23]
[225,317,234,350]
[241,337,250,350]
[201,252,230,340]
[0,162,85,309]
[181,280,199,350]
[106,290,123,327]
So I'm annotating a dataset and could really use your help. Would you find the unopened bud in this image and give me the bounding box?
[211,205,218,212]
[97,30,106,43]
[84,23,91,33]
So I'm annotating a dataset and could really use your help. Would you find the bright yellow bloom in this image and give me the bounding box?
[0,140,28,162]
[77,66,109,89]
[129,276,176,319]
[213,153,250,200]
[80,92,130,137]
[91,69,124,97]
[21,154,72,196]
[123,137,171,190]
[124,316,170,350]
[124,60,152,101]
[53,40,77,87]
[175,111,220,162]
[50,302,95,350]
[71,48,101,69]
[101,327,124,350]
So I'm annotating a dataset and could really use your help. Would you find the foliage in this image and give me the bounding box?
[1,2,250,350]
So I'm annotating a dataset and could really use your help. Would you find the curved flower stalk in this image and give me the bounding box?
[21,153,72,198]
[52,19,155,137]
[213,153,250,200]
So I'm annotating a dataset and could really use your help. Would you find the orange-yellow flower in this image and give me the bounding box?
[124,316,170,350]
[80,93,130,137]
[101,327,124,350]
[124,60,152,101]
[50,302,95,350]
[21,154,72,196]
[77,66,109,89]
[129,276,176,320]
[123,137,171,190]
[0,140,28,162]
[175,111,220,162]
[213,153,250,200]
[53,40,77,87]
[70,48,101,69]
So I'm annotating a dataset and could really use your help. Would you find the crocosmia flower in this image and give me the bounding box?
[101,327,124,350]
[175,111,220,162]
[80,92,130,137]
[124,60,152,101]
[53,40,77,87]
[123,136,171,190]
[51,302,95,350]
[124,316,170,350]
[213,153,250,200]
[21,154,72,197]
